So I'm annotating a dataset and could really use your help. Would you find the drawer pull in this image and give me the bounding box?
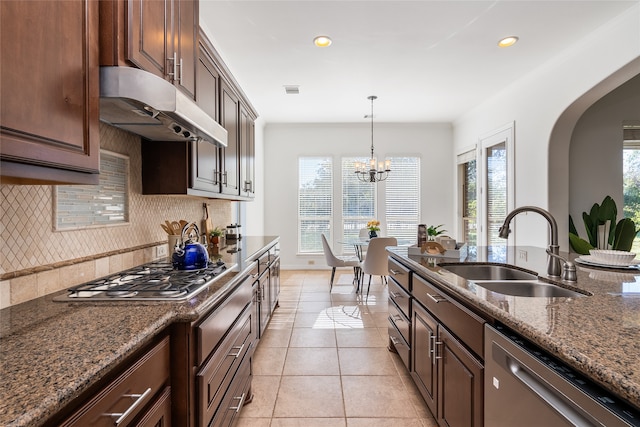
[427,292,448,304]
[229,392,246,413]
[391,314,404,323]
[389,269,403,276]
[389,335,400,346]
[105,387,152,425]
[390,291,403,298]
[229,343,245,358]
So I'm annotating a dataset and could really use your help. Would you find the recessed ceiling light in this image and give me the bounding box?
[498,36,519,48]
[313,35,332,48]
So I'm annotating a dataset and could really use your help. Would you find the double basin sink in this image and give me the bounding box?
[439,264,588,298]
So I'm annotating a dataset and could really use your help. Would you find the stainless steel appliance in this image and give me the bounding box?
[485,324,640,426]
[99,66,228,147]
[53,261,235,302]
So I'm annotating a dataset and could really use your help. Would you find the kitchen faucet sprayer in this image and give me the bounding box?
[498,206,562,278]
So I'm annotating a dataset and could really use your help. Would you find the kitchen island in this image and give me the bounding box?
[388,245,640,415]
[0,236,279,427]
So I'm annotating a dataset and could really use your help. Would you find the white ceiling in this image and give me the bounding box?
[199,1,638,123]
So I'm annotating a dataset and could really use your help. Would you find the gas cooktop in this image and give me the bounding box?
[53,261,235,302]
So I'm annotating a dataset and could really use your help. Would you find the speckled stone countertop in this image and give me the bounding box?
[388,245,640,410]
[0,236,279,427]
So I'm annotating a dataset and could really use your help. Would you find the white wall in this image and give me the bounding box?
[453,4,640,250]
[263,122,453,269]
[569,74,640,231]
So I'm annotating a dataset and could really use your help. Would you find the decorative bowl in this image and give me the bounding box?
[588,249,637,265]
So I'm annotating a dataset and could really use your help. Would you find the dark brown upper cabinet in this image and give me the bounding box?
[0,0,100,185]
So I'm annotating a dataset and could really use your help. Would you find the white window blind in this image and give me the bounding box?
[385,156,420,242]
[298,157,333,253]
[341,157,376,253]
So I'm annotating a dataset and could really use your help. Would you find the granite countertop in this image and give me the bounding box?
[388,245,640,410]
[0,236,279,427]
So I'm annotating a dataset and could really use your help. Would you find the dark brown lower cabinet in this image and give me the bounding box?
[58,336,171,427]
[412,299,484,427]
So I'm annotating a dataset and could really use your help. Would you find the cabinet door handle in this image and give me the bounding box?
[213,169,220,185]
[223,171,228,185]
[104,387,152,425]
[178,57,183,84]
[435,340,444,360]
[427,293,448,304]
[167,52,177,82]
[430,334,436,364]
[229,343,245,358]
[229,392,246,413]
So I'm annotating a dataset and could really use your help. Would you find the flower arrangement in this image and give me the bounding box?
[367,220,381,232]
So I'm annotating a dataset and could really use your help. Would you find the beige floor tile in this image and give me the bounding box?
[335,328,388,348]
[342,375,418,418]
[259,328,292,348]
[346,419,425,427]
[299,291,333,302]
[252,346,288,375]
[294,311,335,328]
[234,417,271,427]
[238,375,280,418]
[338,347,398,375]
[273,376,345,417]
[283,347,340,375]
[289,328,336,347]
[297,300,334,312]
[271,418,346,427]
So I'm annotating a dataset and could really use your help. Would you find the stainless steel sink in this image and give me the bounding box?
[440,264,538,281]
[440,263,589,298]
[471,280,587,298]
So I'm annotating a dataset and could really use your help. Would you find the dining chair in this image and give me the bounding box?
[321,234,361,291]
[358,228,369,259]
[360,237,397,296]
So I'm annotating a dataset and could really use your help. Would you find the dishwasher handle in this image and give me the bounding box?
[494,342,598,426]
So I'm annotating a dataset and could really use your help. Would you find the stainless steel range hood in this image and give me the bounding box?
[99,66,227,147]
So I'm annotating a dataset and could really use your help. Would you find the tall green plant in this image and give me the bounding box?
[569,196,639,254]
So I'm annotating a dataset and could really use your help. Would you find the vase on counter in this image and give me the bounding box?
[369,230,377,239]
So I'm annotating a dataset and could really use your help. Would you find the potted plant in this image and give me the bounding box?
[427,224,447,241]
[209,227,225,247]
[366,220,381,238]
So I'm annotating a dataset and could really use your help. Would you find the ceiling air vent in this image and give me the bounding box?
[284,85,300,95]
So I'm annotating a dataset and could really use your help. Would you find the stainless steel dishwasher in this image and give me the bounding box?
[485,324,640,426]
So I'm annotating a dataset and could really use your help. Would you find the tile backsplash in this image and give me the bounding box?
[0,124,232,308]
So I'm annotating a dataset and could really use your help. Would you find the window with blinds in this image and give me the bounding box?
[341,157,376,253]
[298,157,333,253]
[385,156,420,242]
[457,150,477,246]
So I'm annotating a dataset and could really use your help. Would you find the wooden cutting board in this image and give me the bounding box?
[203,203,213,237]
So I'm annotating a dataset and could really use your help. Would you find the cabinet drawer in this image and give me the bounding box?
[388,299,410,344]
[197,306,252,427]
[61,336,170,427]
[388,257,411,292]
[257,251,270,275]
[388,278,411,319]
[211,350,252,427]
[388,319,410,370]
[413,274,485,358]
[197,277,252,365]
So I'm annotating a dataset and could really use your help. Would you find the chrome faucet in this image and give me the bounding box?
[498,206,569,279]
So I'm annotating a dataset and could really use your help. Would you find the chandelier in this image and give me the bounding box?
[354,95,391,183]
